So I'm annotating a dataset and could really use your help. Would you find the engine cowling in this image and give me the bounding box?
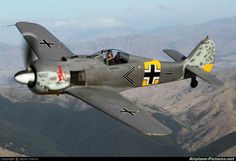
[15,60,71,95]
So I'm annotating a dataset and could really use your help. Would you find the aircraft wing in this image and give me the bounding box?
[65,86,172,136]
[15,22,74,60]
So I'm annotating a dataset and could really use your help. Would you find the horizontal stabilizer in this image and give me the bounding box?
[163,49,186,62]
[186,66,223,86]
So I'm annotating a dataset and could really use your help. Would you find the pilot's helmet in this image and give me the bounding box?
[107,50,113,58]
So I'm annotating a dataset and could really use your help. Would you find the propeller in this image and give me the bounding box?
[14,43,36,85]
[24,43,33,70]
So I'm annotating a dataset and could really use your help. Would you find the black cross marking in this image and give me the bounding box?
[120,108,137,116]
[40,40,55,48]
[123,66,135,85]
[144,64,160,85]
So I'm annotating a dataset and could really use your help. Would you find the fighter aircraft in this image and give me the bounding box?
[14,22,223,136]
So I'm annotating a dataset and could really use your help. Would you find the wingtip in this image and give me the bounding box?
[15,21,25,26]
[163,49,171,53]
[144,130,172,136]
[163,49,167,52]
[15,22,28,28]
[15,22,39,28]
[212,79,224,88]
[143,126,172,136]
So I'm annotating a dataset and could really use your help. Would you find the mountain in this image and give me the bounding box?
[121,67,236,155]
[0,147,25,157]
[0,16,235,156]
[0,96,188,156]
[219,145,236,156]
[0,68,234,156]
[58,16,236,64]
[2,16,236,70]
[146,16,236,63]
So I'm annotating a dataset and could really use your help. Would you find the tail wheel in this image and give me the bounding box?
[190,77,198,88]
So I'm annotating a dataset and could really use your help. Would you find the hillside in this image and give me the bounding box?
[0,147,25,157]
[0,68,234,156]
[121,68,236,154]
[0,16,235,156]
[219,146,236,157]
[0,96,187,156]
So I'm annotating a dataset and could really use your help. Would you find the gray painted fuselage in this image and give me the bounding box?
[30,54,185,95]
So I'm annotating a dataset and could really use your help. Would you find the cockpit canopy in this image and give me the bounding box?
[91,49,129,66]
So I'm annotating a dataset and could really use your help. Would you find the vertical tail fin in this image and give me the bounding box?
[184,36,223,87]
[185,36,215,73]
[163,36,222,87]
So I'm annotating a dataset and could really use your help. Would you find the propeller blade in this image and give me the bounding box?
[24,44,33,70]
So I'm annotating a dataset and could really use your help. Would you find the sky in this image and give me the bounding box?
[0,0,236,30]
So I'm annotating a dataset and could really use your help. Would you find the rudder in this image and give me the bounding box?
[185,36,215,73]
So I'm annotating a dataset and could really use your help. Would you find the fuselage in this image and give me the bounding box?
[27,49,185,95]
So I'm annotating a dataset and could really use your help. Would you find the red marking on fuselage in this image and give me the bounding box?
[57,64,65,81]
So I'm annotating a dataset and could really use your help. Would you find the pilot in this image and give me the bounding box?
[107,50,115,65]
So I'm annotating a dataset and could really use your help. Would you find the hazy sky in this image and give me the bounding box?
[1,0,236,30]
